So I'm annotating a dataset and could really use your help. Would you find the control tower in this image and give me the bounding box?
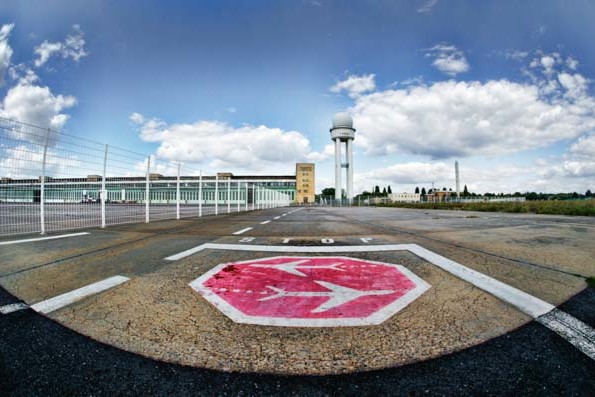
[330,112,355,202]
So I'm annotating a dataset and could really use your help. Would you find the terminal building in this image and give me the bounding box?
[0,163,315,205]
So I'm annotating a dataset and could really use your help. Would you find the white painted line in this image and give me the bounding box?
[30,275,130,314]
[274,216,281,220]
[0,232,90,246]
[0,302,28,314]
[260,220,271,225]
[164,243,414,261]
[232,227,253,235]
[537,309,595,361]
[405,244,555,318]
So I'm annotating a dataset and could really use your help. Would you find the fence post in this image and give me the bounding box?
[237,181,240,212]
[176,163,181,220]
[198,170,203,217]
[101,144,108,228]
[215,174,219,215]
[145,156,150,223]
[39,128,51,235]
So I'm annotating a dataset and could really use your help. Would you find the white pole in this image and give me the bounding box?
[252,184,255,211]
[334,138,341,202]
[237,181,240,212]
[145,156,150,223]
[215,174,219,215]
[176,163,181,220]
[227,180,231,214]
[198,170,203,217]
[40,128,50,235]
[347,139,353,204]
[245,183,249,211]
[101,144,108,228]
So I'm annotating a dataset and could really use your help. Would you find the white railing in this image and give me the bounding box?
[0,117,293,236]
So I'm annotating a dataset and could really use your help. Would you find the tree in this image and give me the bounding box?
[382,187,387,195]
[415,186,420,194]
[321,187,335,197]
[586,190,592,198]
[374,185,380,194]
[387,185,392,194]
[442,187,447,191]
[463,185,469,197]
[421,187,427,195]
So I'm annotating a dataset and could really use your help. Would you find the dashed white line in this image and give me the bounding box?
[31,275,130,314]
[274,216,281,220]
[0,302,28,314]
[260,220,271,225]
[0,232,90,246]
[232,227,253,235]
[537,309,595,361]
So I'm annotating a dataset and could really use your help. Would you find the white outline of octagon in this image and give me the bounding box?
[189,255,430,327]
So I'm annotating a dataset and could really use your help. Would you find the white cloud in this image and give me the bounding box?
[423,43,469,76]
[129,112,145,125]
[0,144,83,178]
[417,0,438,14]
[330,74,376,98]
[351,79,595,159]
[557,72,589,99]
[0,23,15,86]
[504,50,529,61]
[34,25,88,67]
[130,114,330,173]
[541,134,595,179]
[354,161,555,195]
[1,82,77,130]
[566,57,579,70]
[226,107,237,113]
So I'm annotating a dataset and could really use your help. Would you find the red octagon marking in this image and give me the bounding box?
[190,256,430,327]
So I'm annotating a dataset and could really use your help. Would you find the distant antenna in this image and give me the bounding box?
[455,161,460,198]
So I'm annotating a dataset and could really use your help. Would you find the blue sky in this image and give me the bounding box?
[1,0,594,194]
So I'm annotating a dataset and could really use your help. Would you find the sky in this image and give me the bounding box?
[1,0,594,194]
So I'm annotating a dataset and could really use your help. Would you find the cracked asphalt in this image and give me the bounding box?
[1,206,594,395]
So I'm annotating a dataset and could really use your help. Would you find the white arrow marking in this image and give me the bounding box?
[249,260,346,277]
[258,280,395,313]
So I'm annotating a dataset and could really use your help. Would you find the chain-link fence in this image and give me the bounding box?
[0,117,293,237]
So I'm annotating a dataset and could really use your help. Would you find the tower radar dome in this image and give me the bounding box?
[332,112,353,129]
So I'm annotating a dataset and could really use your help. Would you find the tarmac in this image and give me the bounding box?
[1,206,594,395]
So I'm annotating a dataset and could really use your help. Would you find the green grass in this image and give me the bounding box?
[382,199,595,216]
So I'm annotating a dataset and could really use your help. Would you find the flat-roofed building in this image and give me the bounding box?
[295,163,315,204]
[389,193,421,203]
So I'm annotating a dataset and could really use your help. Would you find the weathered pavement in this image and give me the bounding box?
[1,206,594,395]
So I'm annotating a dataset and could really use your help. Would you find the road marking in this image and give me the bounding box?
[537,309,595,361]
[232,227,253,235]
[260,220,271,225]
[0,302,28,314]
[167,242,595,360]
[30,275,130,314]
[361,238,373,243]
[0,232,90,246]
[274,216,281,220]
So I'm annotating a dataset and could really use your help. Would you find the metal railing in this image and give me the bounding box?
[0,117,293,237]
